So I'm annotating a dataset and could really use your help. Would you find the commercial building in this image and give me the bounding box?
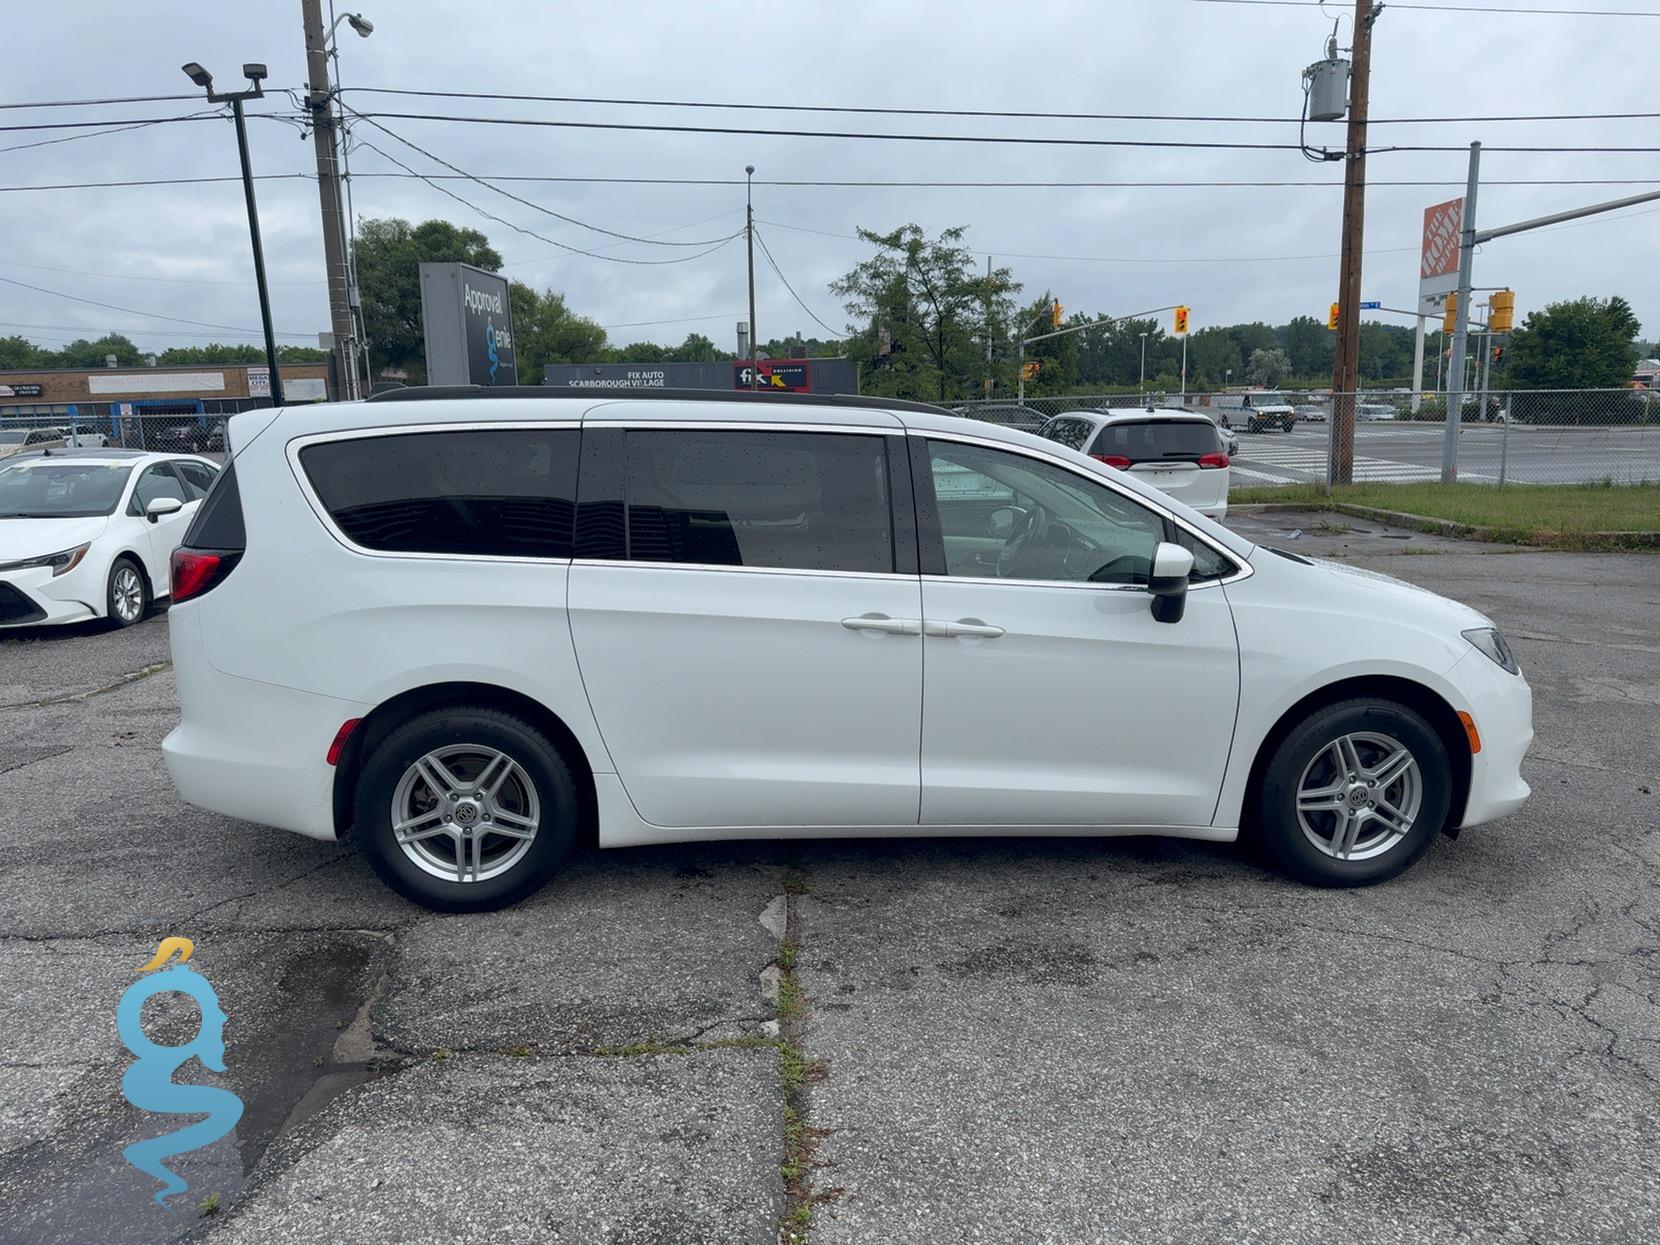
[0,362,333,447]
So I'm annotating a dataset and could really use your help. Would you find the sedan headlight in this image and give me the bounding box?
[1463,626,1520,675]
[0,542,91,577]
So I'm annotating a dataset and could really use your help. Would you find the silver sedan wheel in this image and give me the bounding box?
[111,565,144,623]
[1296,731,1422,861]
[389,745,540,883]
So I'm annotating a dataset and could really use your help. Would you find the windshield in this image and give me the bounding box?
[0,461,133,517]
[1091,420,1220,463]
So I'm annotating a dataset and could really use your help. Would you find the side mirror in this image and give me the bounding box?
[1148,541,1193,624]
[145,496,184,523]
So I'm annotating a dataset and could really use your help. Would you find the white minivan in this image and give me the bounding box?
[163,389,1532,912]
[1038,409,1231,520]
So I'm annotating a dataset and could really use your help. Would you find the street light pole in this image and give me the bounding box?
[745,165,758,390]
[1139,332,1147,395]
[230,97,283,408]
[184,62,283,407]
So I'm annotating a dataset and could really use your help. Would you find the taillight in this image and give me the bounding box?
[1090,454,1133,470]
[326,718,362,766]
[1199,452,1230,469]
[170,548,241,603]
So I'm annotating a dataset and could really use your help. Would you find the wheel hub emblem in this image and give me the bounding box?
[1346,785,1371,809]
[453,801,480,827]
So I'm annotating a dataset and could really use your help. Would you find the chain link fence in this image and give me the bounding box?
[952,389,1660,488]
[0,409,230,460]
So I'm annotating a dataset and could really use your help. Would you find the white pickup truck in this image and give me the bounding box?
[1216,392,1298,433]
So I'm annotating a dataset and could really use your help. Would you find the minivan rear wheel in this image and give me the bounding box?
[1254,698,1451,887]
[353,706,579,912]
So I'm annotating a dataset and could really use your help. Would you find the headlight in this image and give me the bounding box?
[1463,627,1519,675]
[0,542,91,577]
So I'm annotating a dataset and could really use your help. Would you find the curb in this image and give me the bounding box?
[1231,501,1660,551]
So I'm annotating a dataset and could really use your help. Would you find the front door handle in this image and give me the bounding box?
[924,618,1006,639]
[841,614,922,636]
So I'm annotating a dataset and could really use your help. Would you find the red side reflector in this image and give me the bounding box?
[1090,454,1133,470]
[1457,711,1482,755]
[171,549,227,603]
[326,718,362,767]
[1199,452,1230,469]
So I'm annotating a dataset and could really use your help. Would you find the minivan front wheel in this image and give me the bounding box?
[1255,698,1451,887]
[354,707,579,912]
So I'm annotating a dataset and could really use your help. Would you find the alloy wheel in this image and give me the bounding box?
[112,566,143,623]
[1295,731,1422,861]
[389,745,541,883]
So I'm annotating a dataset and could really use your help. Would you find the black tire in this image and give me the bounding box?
[1254,698,1452,888]
[353,706,580,912]
[105,557,149,628]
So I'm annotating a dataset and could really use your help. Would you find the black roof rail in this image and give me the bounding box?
[364,384,957,418]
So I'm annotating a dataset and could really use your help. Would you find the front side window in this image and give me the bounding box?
[926,440,1164,585]
[131,464,188,512]
[624,429,893,574]
[300,427,578,558]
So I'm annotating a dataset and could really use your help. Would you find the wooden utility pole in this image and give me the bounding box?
[1330,1,1382,485]
[301,0,358,399]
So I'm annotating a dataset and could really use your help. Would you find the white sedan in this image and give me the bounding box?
[0,449,220,629]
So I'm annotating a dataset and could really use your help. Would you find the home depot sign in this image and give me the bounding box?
[1419,197,1463,305]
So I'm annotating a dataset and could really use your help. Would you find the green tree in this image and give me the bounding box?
[155,343,327,366]
[1283,315,1332,378]
[1247,346,1292,387]
[509,283,609,381]
[1504,295,1640,392]
[831,224,1019,402]
[47,334,144,369]
[1018,296,1080,395]
[0,335,45,369]
[355,217,503,383]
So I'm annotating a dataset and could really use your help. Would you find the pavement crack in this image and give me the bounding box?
[0,661,174,710]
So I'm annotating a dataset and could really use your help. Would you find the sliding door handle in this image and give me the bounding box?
[924,618,1006,639]
[841,614,922,636]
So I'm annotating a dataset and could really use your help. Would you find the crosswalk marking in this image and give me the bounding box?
[1231,437,1490,484]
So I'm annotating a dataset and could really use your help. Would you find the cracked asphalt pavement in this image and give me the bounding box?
[1,515,1656,1244]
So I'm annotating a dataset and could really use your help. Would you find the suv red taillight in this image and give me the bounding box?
[1199,452,1230,469]
[170,549,241,603]
[1090,453,1133,469]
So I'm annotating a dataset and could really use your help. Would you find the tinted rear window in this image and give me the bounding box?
[1090,420,1219,463]
[624,429,893,574]
[182,460,245,549]
[300,428,577,558]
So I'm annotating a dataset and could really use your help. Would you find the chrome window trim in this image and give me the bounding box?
[574,559,912,583]
[913,428,1253,588]
[285,422,581,565]
[583,419,902,436]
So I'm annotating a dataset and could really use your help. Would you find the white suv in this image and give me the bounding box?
[163,390,1532,912]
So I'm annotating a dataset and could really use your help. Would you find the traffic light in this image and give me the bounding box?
[1051,300,1063,329]
[1492,346,1504,364]
[1442,293,1458,335]
[1327,302,1340,332]
[1489,290,1515,333]
[1020,361,1040,380]
[1173,305,1190,335]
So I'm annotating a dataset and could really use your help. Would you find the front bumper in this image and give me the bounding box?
[1447,646,1533,829]
[0,565,101,627]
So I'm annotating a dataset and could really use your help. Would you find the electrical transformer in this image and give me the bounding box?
[1305,58,1351,123]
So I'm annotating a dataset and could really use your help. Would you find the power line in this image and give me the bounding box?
[342,86,1660,126]
[751,228,842,338]
[0,274,314,338]
[0,92,208,110]
[0,110,227,155]
[1191,0,1660,14]
[600,312,743,331]
[8,172,1660,194]
[0,318,304,341]
[0,258,324,287]
[758,217,1422,264]
[347,131,744,266]
[0,174,316,193]
[498,208,745,268]
[0,112,241,134]
[341,106,739,247]
[345,110,1660,154]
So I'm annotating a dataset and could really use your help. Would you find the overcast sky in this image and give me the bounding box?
[3,0,1656,362]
